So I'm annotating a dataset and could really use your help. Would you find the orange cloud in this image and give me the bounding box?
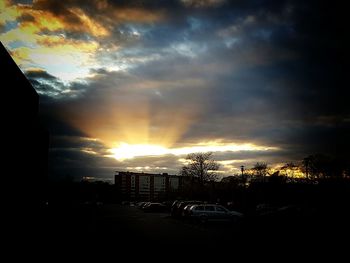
[0,0,164,77]
[62,7,109,37]
[2,0,163,40]
[13,6,108,37]
[111,8,163,23]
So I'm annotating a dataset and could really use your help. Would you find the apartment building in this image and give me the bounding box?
[115,171,182,201]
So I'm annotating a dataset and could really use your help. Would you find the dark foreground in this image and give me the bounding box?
[43,202,349,253]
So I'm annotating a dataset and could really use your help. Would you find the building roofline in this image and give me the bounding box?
[115,171,179,177]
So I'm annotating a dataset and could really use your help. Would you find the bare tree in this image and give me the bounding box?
[302,157,311,180]
[302,154,336,180]
[252,162,268,182]
[180,152,220,183]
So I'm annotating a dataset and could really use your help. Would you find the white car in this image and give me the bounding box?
[189,204,243,223]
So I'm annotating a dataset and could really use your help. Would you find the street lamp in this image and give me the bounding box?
[240,165,245,181]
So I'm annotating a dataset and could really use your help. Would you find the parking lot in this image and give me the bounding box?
[46,203,248,248]
[44,201,348,252]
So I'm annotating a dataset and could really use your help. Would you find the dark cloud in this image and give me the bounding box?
[26,69,89,98]
[26,69,65,96]
[17,13,36,23]
[48,147,117,181]
[26,69,58,80]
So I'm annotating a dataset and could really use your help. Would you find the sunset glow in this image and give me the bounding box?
[108,141,279,161]
[109,143,168,160]
[0,0,338,179]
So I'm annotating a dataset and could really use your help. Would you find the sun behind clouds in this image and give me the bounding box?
[108,141,279,161]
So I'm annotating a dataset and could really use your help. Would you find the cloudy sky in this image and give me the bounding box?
[0,0,344,181]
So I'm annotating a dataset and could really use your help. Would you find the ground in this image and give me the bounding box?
[46,203,243,247]
[42,202,348,255]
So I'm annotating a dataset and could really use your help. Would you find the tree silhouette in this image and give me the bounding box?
[180,152,220,183]
[302,157,311,180]
[302,154,336,180]
[252,162,268,182]
[281,162,298,179]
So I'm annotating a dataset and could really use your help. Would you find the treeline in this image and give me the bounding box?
[47,153,349,209]
[48,180,120,205]
[176,152,350,214]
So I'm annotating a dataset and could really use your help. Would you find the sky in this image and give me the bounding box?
[0,0,345,182]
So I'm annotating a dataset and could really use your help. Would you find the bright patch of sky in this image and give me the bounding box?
[170,41,207,58]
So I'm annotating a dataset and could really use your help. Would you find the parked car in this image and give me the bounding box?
[171,200,181,217]
[142,202,167,212]
[189,204,243,223]
[182,202,205,218]
[140,202,151,209]
[136,201,147,208]
[182,204,195,218]
[162,200,175,211]
[173,201,204,218]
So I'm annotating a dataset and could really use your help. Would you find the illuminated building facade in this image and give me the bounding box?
[115,171,182,201]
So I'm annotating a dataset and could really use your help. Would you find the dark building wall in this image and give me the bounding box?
[1,42,49,213]
[150,175,154,200]
[135,174,140,200]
